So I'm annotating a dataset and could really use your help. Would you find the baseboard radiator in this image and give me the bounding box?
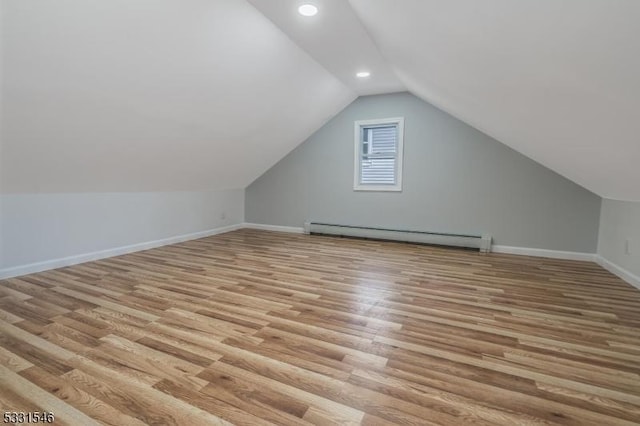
[304,222,492,253]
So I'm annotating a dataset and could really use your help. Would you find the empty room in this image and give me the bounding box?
[1,0,640,425]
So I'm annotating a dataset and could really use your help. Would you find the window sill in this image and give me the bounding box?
[353,185,403,192]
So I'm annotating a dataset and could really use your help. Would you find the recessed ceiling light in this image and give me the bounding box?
[356,71,371,78]
[298,4,318,17]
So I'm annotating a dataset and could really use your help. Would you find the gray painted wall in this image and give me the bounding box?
[1,189,244,270]
[246,92,601,252]
[598,199,640,278]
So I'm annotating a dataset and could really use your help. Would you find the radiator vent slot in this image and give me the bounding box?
[304,222,492,252]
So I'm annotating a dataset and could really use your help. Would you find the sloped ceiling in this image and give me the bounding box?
[247,0,404,96]
[348,0,640,201]
[0,0,355,192]
[2,0,639,201]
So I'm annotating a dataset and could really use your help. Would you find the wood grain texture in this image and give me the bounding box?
[1,229,639,425]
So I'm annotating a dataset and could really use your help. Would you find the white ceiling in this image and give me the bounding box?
[2,0,639,200]
[0,0,355,192]
[247,0,404,96]
[348,0,640,201]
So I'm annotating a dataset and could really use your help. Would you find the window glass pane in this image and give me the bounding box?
[361,158,396,184]
[369,126,396,154]
[360,124,397,185]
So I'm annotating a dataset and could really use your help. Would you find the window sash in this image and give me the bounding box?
[359,125,398,186]
[354,117,404,192]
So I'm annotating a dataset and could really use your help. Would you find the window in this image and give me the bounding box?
[354,117,404,191]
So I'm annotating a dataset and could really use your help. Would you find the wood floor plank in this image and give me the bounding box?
[19,365,148,426]
[1,229,639,425]
[64,356,231,425]
[0,346,33,373]
[0,364,100,426]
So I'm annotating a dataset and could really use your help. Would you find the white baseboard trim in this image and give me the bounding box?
[0,223,244,280]
[241,226,599,262]
[240,226,598,263]
[4,222,627,290]
[595,255,640,290]
[491,245,596,262]
[242,222,305,234]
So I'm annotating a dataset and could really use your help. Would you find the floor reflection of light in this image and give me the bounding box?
[352,273,393,314]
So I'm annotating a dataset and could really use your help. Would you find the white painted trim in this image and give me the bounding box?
[491,245,596,262]
[595,255,640,290]
[353,117,404,192]
[0,223,244,280]
[242,223,305,234]
[241,226,599,264]
[7,223,633,295]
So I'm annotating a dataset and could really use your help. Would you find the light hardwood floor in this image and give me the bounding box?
[1,229,639,425]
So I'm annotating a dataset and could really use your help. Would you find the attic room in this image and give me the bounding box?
[1,0,639,424]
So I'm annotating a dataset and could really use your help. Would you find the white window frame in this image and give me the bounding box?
[353,117,404,192]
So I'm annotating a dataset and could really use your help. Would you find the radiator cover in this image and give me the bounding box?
[304,222,492,253]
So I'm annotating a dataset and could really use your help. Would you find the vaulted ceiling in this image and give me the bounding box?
[348,0,640,201]
[0,0,355,192]
[2,0,639,200]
